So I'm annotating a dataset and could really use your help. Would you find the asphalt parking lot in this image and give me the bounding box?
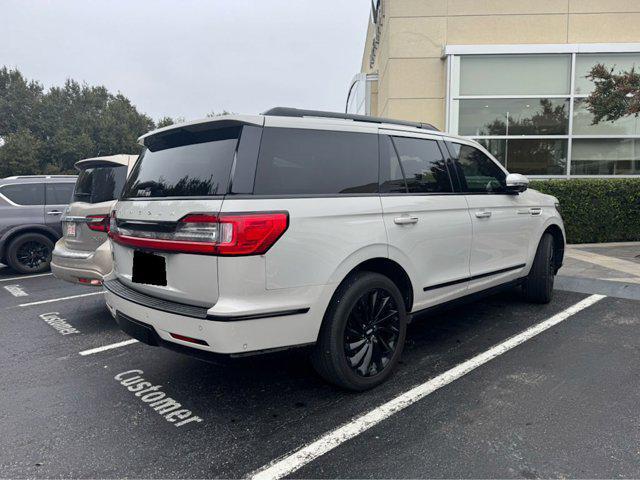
[1,267,639,478]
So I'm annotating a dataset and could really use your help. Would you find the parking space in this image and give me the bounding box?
[1,266,638,478]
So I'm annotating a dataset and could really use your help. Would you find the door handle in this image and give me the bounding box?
[475,210,492,219]
[529,207,542,216]
[394,215,419,225]
[46,210,63,216]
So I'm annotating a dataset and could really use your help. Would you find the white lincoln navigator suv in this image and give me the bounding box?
[105,108,565,391]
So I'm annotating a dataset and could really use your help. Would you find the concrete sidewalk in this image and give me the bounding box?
[556,241,640,300]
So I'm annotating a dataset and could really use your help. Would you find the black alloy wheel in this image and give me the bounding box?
[16,240,50,270]
[344,288,400,377]
[6,233,54,274]
[311,271,407,391]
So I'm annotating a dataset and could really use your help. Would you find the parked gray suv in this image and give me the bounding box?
[0,175,77,273]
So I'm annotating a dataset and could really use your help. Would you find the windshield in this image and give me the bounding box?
[121,126,240,198]
[74,165,128,203]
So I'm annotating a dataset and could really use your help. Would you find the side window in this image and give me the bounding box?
[46,182,75,205]
[253,128,378,195]
[392,136,453,193]
[0,183,45,205]
[448,142,507,193]
[379,135,407,193]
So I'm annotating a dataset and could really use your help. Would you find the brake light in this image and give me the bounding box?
[87,214,110,233]
[109,211,288,256]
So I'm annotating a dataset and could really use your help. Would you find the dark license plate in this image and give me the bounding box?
[132,250,167,286]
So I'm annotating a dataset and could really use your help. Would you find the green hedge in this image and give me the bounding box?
[530,179,640,244]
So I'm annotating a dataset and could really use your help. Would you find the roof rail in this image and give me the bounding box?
[3,175,77,179]
[262,107,439,131]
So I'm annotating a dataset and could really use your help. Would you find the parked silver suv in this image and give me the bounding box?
[0,175,77,273]
[105,108,565,390]
[52,155,137,286]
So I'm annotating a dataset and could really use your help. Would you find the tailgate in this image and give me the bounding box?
[112,199,223,307]
[62,200,113,252]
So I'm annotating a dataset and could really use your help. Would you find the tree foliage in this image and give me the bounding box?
[584,63,640,124]
[0,67,164,177]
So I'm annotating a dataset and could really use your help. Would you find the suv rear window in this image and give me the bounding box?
[74,166,127,203]
[122,127,240,198]
[253,128,378,195]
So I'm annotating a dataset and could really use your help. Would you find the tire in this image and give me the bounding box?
[311,271,407,391]
[6,233,54,274]
[522,233,555,304]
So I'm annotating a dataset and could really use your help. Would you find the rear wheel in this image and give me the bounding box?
[311,271,407,391]
[522,233,555,304]
[6,233,54,274]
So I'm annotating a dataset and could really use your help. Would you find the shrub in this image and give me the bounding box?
[530,178,640,244]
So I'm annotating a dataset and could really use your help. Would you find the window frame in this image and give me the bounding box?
[445,44,640,178]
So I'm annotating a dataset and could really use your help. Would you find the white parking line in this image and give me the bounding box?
[0,273,53,282]
[18,291,104,307]
[79,339,139,356]
[250,294,606,480]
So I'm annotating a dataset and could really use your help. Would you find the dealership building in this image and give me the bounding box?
[347,0,640,177]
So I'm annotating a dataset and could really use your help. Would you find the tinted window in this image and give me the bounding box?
[74,166,127,203]
[0,183,44,205]
[392,137,452,193]
[122,126,240,198]
[254,128,378,195]
[379,135,407,193]
[448,142,507,193]
[46,182,75,205]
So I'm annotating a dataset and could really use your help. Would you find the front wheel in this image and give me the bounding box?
[6,233,54,274]
[522,233,555,304]
[311,271,407,391]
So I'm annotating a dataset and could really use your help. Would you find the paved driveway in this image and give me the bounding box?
[0,266,638,478]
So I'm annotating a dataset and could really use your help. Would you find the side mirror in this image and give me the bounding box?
[505,173,529,193]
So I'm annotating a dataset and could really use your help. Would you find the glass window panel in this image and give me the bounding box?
[575,53,640,94]
[254,128,379,195]
[478,139,567,176]
[572,98,640,135]
[571,139,640,175]
[447,142,506,193]
[391,137,453,193]
[459,54,571,96]
[458,98,569,136]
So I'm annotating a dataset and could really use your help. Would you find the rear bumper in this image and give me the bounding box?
[51,240,112,285]
[104,279,335,355]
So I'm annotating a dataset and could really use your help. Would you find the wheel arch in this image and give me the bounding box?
[542,223,565,274]
[335,257,414,314]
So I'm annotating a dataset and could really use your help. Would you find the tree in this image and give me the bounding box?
[0,129,41,177]
[0,67,154,176]
[584,64,640,124]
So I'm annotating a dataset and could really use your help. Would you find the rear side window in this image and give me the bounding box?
[74,166,127,203]
[253,128,378,195]
[0,183,44,205]
[447,142,507,193]
[122,126,240,198]
[47,182,75,204]
[381,136,452,193]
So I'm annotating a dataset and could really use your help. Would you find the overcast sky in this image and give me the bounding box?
[1,0,370,121]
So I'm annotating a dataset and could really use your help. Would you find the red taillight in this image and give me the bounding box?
[109,211,288,256]
[216,213,289,256]
[87,214,110,232]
